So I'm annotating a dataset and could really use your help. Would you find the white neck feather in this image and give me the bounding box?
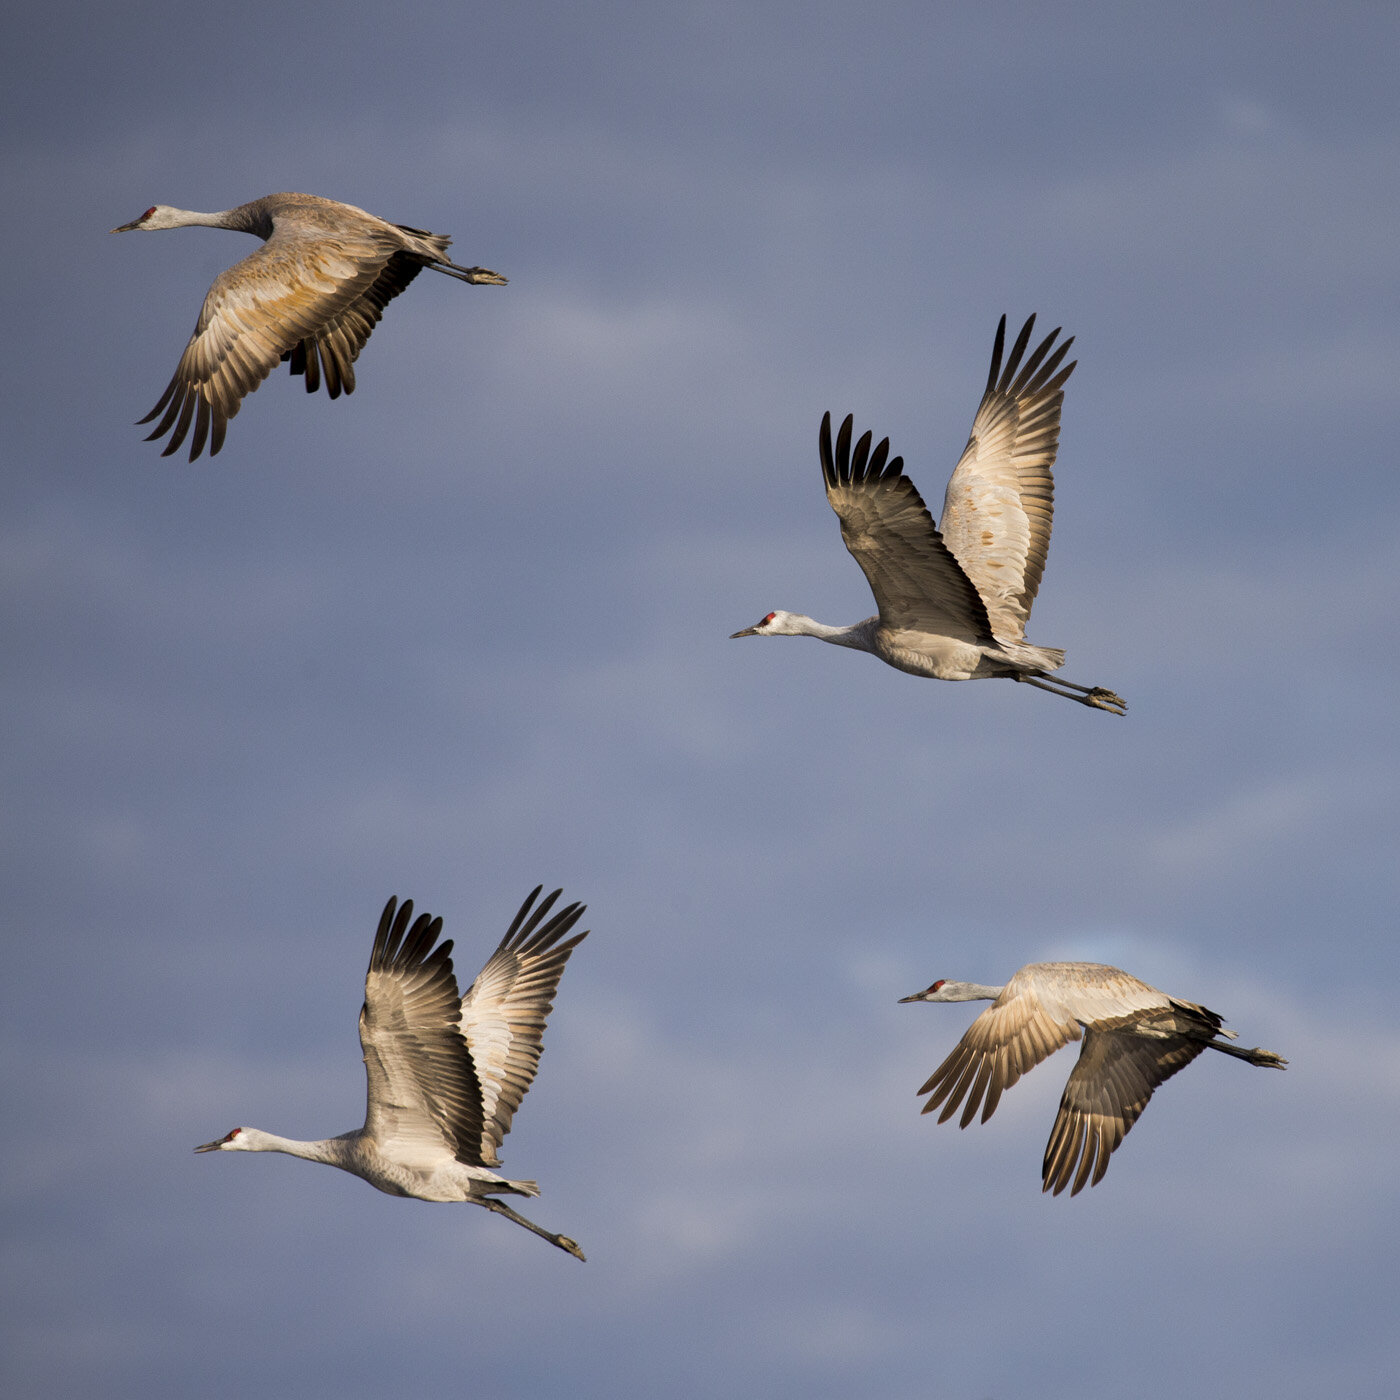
[235,1128,356,1166]
[786,614,877,649]
[934,981,1005,1002]
[160,207,240,229]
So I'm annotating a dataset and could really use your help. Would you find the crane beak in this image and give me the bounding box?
[193,1138,224,1152]
[110,219,143,233]
[729,625,760,639]
[896,991,926,1003]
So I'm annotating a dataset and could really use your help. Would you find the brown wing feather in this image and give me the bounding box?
[282,253,427,402]
[917,986,1080,1129]
[938,315,1076,641]
[459,888,589,1167]
[1041,1018,1209,1196]
[139,232,403,461]
[359,898,488,1165]
[821,412,993,642]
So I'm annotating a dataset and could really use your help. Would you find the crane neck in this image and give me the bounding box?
[161,205,270,236]
[939,981,1005,1002]
[235,1128,358,1166]
[795,615,878,650]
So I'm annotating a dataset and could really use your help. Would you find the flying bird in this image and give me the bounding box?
[112,192,507,460]
[196,886,589,1259]
[900,962,1286,1196]
[731,315,1125,713]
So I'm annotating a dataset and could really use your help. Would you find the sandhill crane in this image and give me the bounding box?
[731,315,1125,714]
[112,193,507,460]
[899,962,1285,1195]
[196,887,588,1259]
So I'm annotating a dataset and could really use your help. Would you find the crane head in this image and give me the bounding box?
[194,1127,251,1153]
[730,610,802,638]
[898,980,948,1003]
[111,206,177,233]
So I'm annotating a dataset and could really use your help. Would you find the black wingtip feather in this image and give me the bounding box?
[986,314,1009,392]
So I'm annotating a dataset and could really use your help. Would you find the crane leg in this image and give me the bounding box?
[480,1197,586,1260]
[1014,673,1127,715]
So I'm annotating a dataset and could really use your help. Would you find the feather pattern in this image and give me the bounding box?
[459,887,589,1166]
[903,962,1286,1195]
[822,411,994,643]
[938,315,1075,642]
[117,192,507,460]
[731,315,1124,711]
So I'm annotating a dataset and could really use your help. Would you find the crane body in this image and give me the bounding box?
[901,961,1286,1196]
[196,887,588,1259]
[113,192,507,460]
[732,316,1125,714]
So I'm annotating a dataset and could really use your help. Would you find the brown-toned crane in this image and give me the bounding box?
[900,961,1286,1195]
[112,193,507,460]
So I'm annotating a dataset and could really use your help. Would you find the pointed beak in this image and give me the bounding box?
[729,625,760,639]
[897,992,925,1003]
[110,220,143,233]
[193,1138,224,1153]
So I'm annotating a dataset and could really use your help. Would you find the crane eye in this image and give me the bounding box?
[930,980,945,992]
[142,207,157,220]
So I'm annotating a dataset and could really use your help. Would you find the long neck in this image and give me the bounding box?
[238,1127,358,1166]
[163,203,269,236]
[940,982,1005,1002]
[792,615,878,650]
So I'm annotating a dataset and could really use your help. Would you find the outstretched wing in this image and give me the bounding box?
[1042,1019,1208,1196]
[821,412,993,642]
[938,315,1076,641]
[283,254,427,400]
[359,897,486,1166]
[139,221,406,461]
[916,981,1080,1129]
[458,887,589,1167]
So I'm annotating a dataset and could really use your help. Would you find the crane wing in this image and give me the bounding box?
[283,254,426,402]
[138,224,406,461]
[458,887,588,1167]
[938,315,1076,641]
[916,982,1080,1129]
[1041,1019,1209,1196]
[821,412,993,642]
[359,898,487,1166]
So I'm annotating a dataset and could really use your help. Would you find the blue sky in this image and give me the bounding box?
[3,3,1398,1397]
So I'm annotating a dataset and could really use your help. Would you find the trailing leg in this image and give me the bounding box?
[1014,672,1127,715]
[480,1197,586,1260]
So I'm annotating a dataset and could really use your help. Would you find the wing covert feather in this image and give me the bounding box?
[938,315,1076,641]
[359,898,487,1166]
[1042,1022,1208,1195]
[139,227,405,460]
[916,984,1080,1129]
[821,412,993,642]
[459,887,589,1167]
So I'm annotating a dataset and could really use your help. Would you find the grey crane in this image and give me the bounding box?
[112,192,507,460]
[196,887,588,1259]
[731,315,1125,714]
[900,961,1286,1195]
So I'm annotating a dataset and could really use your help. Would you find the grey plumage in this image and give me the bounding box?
[732,316,1126,714]
[196,886,588,1259]
[901,962,1286,1196]
[113,192,507,460]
